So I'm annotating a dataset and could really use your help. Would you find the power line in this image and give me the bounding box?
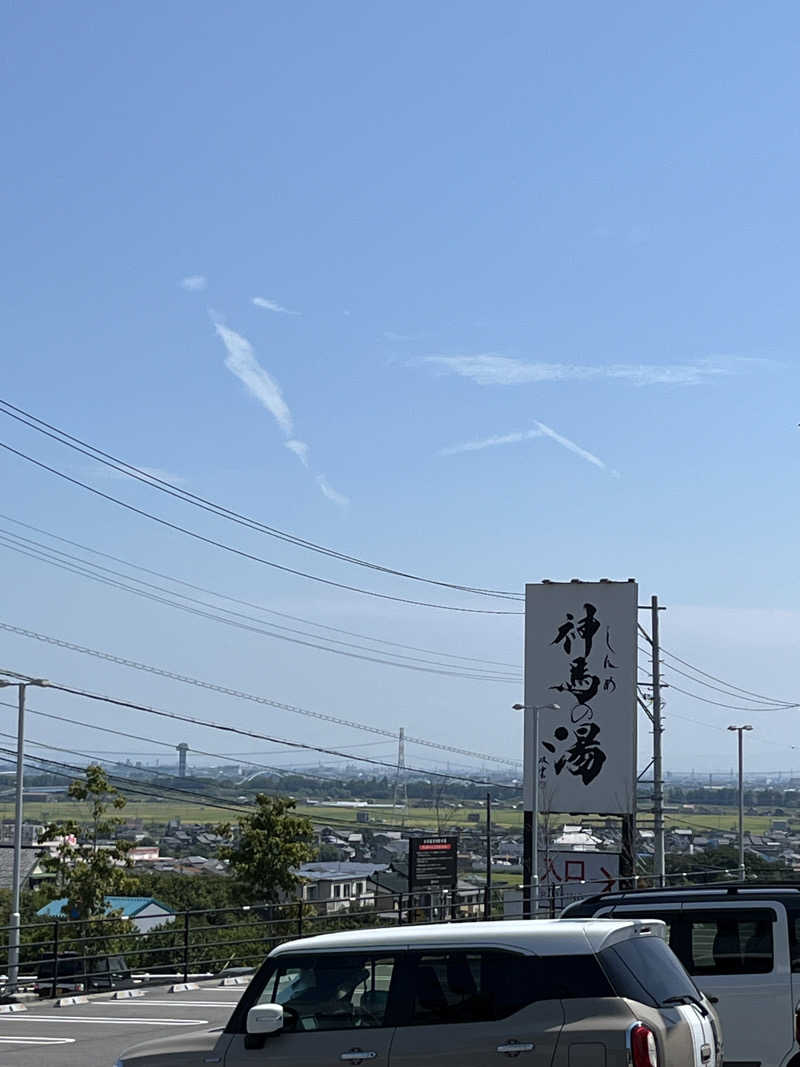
[0,748,503,838]
[0,512,519,670]
[0,532,519,683]
[659,659,796,707]
[666,681,800,713]
[0,698,405,788]
[0,747,249,817]
[0,730,258,812]
[36,675,519,789]
[0,440,522,616]
[0,398,524,605]
[660,644,797,705]
[0,621,521,767]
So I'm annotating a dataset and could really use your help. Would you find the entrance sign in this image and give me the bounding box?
[540,849,620,905]
[524,581,637,815]
[408,836,458,891]
[504,850,620,916]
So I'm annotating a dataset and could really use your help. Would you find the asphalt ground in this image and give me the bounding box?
[0,979,245,1067]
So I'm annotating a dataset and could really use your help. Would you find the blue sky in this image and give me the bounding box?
[2,2,800,776]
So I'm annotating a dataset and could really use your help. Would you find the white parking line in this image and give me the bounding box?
[0,1015,208,1026]
[94,994,236,1002]
[0,1037,76,1045]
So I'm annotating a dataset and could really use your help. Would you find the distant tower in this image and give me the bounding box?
[177,743,189,778]
[393,728,407,813]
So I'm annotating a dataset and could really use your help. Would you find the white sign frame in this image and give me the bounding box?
[524,580,638,815]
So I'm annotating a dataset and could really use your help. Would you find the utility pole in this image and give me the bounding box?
[728,724,753,880]
[0,671,48,997]
[484,792,492,920]
[651,595,665,887]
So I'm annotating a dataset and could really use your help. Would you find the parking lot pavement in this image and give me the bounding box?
[0,980,243,1067]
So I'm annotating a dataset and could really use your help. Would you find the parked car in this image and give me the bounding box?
[114,918,719,1067]
[34,951,132,997]
[562,881,800,1067]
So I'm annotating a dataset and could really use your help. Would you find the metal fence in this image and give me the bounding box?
[1,868,780,997]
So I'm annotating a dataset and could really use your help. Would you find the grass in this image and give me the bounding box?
[2,798,781,836]
[0,800,235,825]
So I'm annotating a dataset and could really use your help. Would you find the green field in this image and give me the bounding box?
[0,800,238,825]
[0,798,778,836]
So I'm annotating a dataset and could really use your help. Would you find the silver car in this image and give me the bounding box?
[115,918,720,1067]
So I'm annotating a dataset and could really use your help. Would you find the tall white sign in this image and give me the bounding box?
[524,580,638,815]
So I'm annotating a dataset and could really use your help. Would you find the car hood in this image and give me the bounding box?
[119,1026,229,1064]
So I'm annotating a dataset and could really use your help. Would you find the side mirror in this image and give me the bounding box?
[247,1004,284,1035]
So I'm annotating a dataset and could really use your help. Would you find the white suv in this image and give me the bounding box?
[115,918,719,1067]
[564,881,800,1067]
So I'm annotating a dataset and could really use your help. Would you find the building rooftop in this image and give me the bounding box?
[37,895,175,919]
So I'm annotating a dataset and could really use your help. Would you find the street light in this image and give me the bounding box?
[513,702,560,919]
[728,724,753,882]
[0,672,48,997]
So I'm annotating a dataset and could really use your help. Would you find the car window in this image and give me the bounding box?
[403,951,613,1026]
[257,954,397,1031]
[687,914,774,975]
[787,909,800,972]
[37,956,82,979]
[599,935,700,1009]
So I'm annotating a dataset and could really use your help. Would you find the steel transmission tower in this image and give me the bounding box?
[393,727,408,815]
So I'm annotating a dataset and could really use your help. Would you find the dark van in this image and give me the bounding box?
[34,951,131,997]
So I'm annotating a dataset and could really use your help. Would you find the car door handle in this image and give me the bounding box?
[340,1053,378,1062]
[497,1042,535,1054]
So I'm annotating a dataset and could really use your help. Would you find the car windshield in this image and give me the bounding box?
[599,935,700,1009]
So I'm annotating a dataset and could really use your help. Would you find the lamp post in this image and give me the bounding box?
[513,702,560,919]
[727,724,753,882]
[0,672,48,996]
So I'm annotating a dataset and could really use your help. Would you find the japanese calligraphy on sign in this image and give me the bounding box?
[524,581,638,815]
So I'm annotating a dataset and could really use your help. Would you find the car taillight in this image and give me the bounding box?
[630,1024,658,1067]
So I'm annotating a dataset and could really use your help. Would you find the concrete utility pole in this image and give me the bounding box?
[728,724,753,880]
[484,791,492,920]
[0,671,48,997]
[513,702,559,920]
[651,595,665,887]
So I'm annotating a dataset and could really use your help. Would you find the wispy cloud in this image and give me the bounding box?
[316,475,349,508]
[439,420,618,476]
[285,439,310,468]
[214,321,293,436]
[179,275,207,292]
[212,317,347,506]
[252,296,300,316]
[439,428,544,456]
[534,421,618,476]
[423,354,751,387]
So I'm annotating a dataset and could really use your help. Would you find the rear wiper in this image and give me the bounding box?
[662,994,709,1017]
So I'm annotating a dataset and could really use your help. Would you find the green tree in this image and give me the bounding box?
[40,764,136,920]
[217,794,315,901]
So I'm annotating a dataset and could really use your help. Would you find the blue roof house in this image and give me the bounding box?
[37,895,176,933]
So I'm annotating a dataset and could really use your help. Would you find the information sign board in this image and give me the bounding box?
[408,835,458,891]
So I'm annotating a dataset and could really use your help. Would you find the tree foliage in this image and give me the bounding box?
[40,765,136,921]
[217,794,315,901]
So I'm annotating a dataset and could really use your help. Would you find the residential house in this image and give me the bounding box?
[294,862,389,914]
[37,895,176,933]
